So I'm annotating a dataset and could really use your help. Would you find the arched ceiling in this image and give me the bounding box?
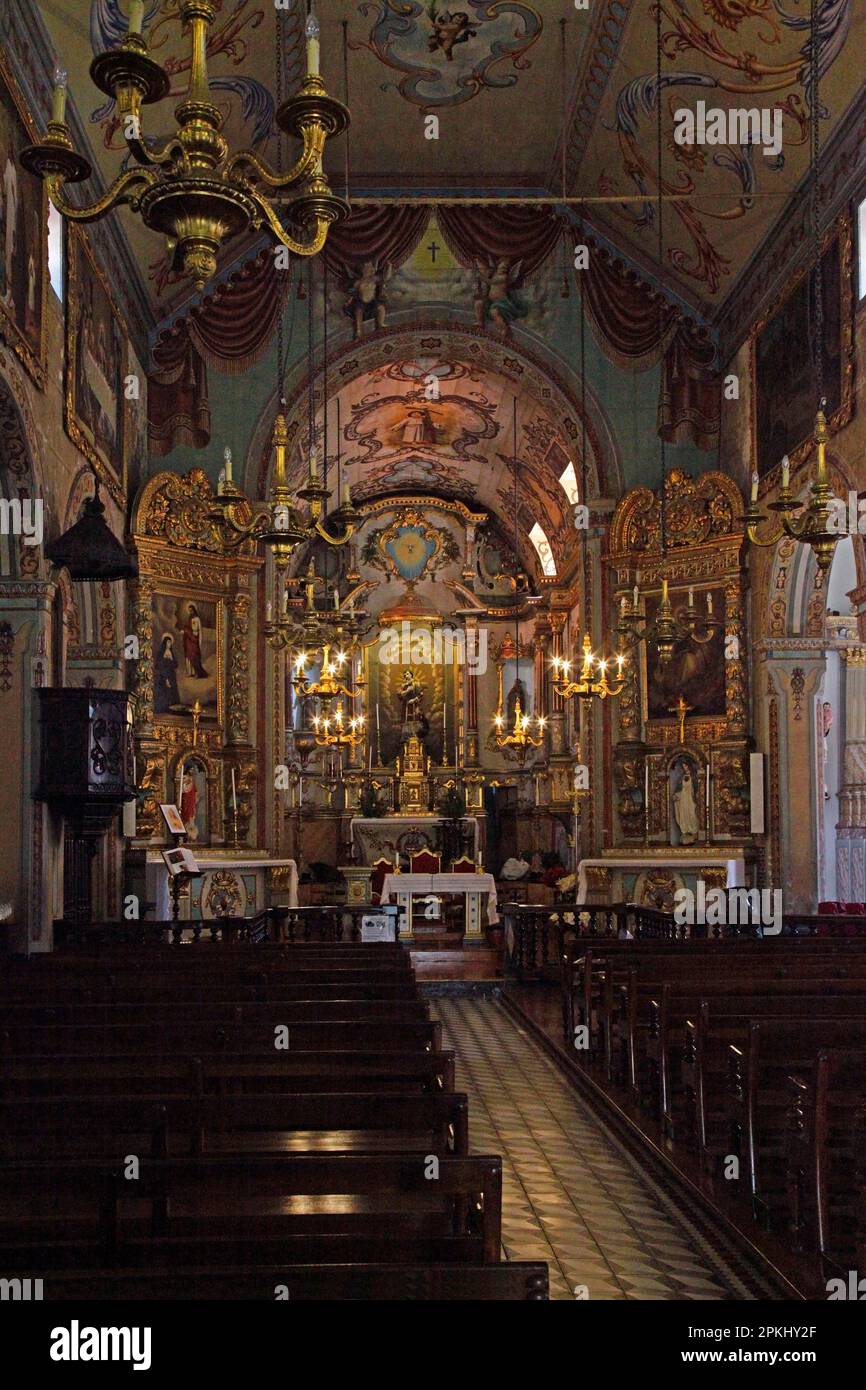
[249,327,618,580]
[35,1,866,323]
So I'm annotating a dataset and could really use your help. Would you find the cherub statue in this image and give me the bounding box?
[344,259,393,339]
[428,8,476,60]
[473,256,526,336]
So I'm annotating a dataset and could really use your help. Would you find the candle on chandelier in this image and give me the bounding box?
[282,588,289,614]
[781,455,790,490]
[51,68,68,124]
[266,600,273,623]
[128,0,145,35]
[706,591,713,615]
[633,570,640,607]
[223,446,233,484]
[620,595,626,616]
[751,471,759,503]
[341,480,350,507]
[687,586,694,608]
[305,10,321,78]
[309,450,318,480]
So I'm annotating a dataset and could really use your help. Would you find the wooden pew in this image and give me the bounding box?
[786,1048,866,1279]
[0,1018,443,1056]
[0,1152,504,1270]
[31,1261,549,1301]
[0,1090,470,1158]
[0,1050,456,1099]
[0,999,431,1028]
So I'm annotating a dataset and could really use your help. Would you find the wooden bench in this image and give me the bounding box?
[0,1050,456,1098]
[0,1152,504,1270]
[30,1261,549,1301]
[786,1048,866,1279]
[0,1018,443,1056]
[0,1089,470,1159]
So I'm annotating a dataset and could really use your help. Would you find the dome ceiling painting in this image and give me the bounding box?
[32,1,866,324]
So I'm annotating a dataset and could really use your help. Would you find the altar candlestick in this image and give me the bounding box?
[231,767,237,810]
[177,760,183,813]
[52,68,68,124]
[305,10,320,78]
[376,702,381,765]
[128,0,144,35]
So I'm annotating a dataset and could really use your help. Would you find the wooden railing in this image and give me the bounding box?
[502,902,866,980]
[52,905,377,949]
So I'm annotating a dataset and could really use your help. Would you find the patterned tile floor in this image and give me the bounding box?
[434,998,769,1302]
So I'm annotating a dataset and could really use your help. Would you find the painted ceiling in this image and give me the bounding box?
[33,0,866,320]
[249,332,612,580]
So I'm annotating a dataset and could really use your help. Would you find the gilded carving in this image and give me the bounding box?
[227,592,251,743]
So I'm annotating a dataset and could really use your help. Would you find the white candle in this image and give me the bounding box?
[223,446,233,484]
[282,587,289,614]
[51,68,68,124]
[781,455,790,489]
[128,1,144,36]
[298,775,303,811]
[132,755,137,786]
[309,450,318,480]
[341,480,350,507]
[266,600,273,623]
[687,586,694,608]
[305,11,320,78]
[706,592,713,615]
[177,760,183,812]
[620,595,626,616]
[231,767,237,810]
[751,471,759,503]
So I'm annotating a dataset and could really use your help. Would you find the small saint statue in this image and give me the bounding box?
[672,760,699,845]
[398,667,425,727]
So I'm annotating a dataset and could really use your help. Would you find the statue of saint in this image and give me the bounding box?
[672,760,699,845]
[398,667,425,727]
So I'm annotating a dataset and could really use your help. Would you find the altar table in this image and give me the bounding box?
[146,855,298,921]
[380,872,498,940]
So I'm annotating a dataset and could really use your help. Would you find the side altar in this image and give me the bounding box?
[146,853,298,921]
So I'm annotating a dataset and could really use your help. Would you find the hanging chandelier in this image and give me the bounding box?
[618,575,723,667]
[550,235,626,703]
[311,701,366,750]
[21,2,347,291]
[744,0,838,576]
[612,9,723,667]
[551,633,626,701]
[492,398,547,752]
[294,642,362,704]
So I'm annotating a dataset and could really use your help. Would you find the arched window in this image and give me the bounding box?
[558,460,579,506]
[528,522,556,577]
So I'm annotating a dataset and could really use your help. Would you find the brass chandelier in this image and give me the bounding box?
[742,4,839,577]
[311,701,366,750]
[21,1,348,290]
[550,249,626,703]
[491,399,547,752]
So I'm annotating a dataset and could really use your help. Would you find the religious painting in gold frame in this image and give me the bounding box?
[750,211,853,485]
[0,48,47,390]
[151,588,223,729]
[643,586,727,721]
[65,224,127,504]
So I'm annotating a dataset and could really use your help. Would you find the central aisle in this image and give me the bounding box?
[433,998,779,1302]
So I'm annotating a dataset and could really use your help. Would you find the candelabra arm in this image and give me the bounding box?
[314,517,355,548]
[45,166,157,223]
[252,191,334,259]
[226,131,322,194]
[744,517,784,549]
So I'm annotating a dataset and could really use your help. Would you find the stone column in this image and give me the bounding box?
[760,653,826,911]
[836,648,866,902]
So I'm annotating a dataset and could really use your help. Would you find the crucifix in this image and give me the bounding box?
[427,239,440,264]
[668,695,693,746]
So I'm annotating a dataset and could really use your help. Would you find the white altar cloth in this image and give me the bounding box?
[147,855,298,920]
[380,872,498,936]
[577,856,746,905]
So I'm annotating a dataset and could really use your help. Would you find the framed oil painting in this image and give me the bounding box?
[752,214,853,480]
[65,224,127,502]
[644,587,726,721]
[0,48,47,389]
[151,591,222,725]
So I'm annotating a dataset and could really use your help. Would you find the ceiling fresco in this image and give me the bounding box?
[32,1,866,321]
[248,334,614,579]
[572,0,866,311]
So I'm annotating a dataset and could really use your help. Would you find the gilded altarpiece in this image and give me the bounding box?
[608,470,753,879]
[129,470,262,848]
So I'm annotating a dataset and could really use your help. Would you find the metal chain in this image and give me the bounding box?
[656,0,667,558]
[275,7,287,407]
[811,0,825,409]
